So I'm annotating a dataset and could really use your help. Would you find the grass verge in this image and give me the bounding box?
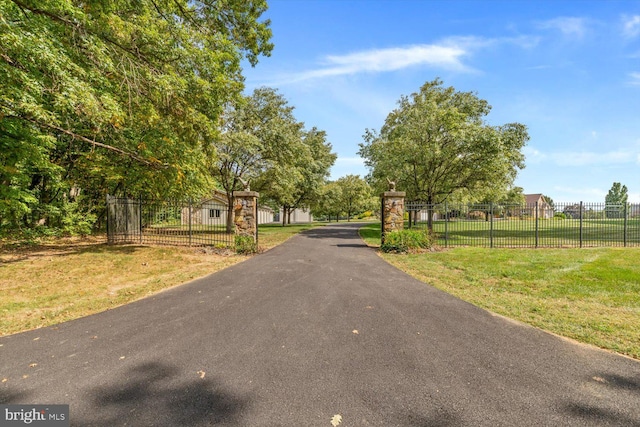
[359,223,640,359]
[0,223,323,336]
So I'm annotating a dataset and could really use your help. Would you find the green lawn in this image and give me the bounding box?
[359,223,640,359]
[408,217,640,248]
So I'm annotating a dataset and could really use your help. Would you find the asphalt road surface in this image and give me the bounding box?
[1,223,639,426]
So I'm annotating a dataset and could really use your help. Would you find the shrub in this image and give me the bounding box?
[554,212,567,220]
[234,235,257,254]
[468,210,486,220]
[381,229,433,253]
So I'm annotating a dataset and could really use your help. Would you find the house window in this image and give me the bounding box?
[209,209,221,218]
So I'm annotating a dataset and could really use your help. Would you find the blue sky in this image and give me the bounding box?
[241,0,640,203]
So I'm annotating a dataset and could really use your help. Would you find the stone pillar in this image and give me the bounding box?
[381,191,406,243]
[233,191,259,242]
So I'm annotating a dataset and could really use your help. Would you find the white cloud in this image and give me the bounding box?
[536,17,588,38]
[260,35,540,87]
[629,72,640,86]
[280,44,469,84]
[622,15,640,38]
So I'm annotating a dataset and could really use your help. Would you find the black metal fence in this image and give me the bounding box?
[106,195,234,247]
[405,201,640,248]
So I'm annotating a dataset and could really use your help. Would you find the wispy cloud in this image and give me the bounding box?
[265,35,539,86]
[629,72,640,86]
[622,15,640,38]
[536,17,588,38]
[277,44,469,84]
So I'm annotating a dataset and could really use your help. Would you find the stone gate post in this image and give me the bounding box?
[233,191,259,243]
[381,190,406,244]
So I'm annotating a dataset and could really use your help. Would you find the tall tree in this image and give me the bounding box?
[359,78,528,230]
[0,0,272,232]
[605,182,629,219]
[336,175,371,221]
[272,128,336,225]
[312,181,343,222]
[211,87,304,232]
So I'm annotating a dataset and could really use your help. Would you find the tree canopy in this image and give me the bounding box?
[605,182,629,218]
[1,0,272,233]
[312,175,373,222]
[359,78,529,228]
[210,87,335,228]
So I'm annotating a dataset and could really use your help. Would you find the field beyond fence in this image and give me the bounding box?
[406,201,640,248]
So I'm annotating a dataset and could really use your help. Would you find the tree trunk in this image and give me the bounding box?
[226,194,234,234]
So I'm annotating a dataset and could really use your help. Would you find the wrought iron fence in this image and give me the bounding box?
[106,195,234,247]
[405,201,640,248]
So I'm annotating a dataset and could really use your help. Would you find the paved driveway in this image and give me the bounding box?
[1,223,639,426]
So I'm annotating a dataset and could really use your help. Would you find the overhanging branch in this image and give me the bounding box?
[12,114,168,168]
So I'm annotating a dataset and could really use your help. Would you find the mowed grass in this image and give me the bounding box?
[359,223,640,359]
[0,223,323,336]
[411,217,640,247]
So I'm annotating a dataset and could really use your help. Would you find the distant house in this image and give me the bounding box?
[181,190,275,226]
[275,207,313,224]
[563,203,581,219]
[523,194,554,219]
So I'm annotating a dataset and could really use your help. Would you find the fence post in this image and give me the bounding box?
[444,201,448,248]
[188,198,192,247]
[579,201,583,248]
[139,195,143,244]
[535,201,539,248]
[106,194,111,244]
[124,195,129,242]
[380,190,406,245]
[489,203,494,248]
[624,203,628,247]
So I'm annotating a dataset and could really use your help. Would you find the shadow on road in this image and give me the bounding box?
[0,388,32,404]
[561,402,637,425]
[559,371,640,425]
[77,361,250,426]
